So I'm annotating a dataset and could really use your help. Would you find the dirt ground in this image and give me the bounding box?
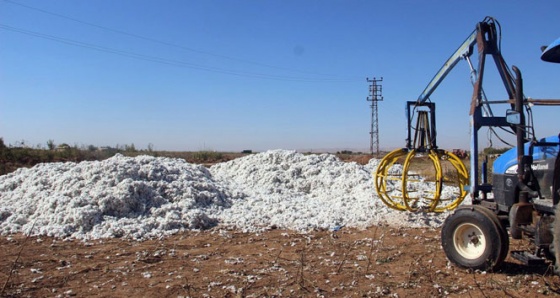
[2,225,560,298]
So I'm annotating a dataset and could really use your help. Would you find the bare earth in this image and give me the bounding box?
[2,225,560,298]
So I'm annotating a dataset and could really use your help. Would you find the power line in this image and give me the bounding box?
[2,0,360,81]
[0,23,356,82]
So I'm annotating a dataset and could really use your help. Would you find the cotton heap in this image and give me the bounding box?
[0,150,451,240]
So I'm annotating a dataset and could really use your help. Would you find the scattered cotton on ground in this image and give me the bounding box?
[0,150,455,240]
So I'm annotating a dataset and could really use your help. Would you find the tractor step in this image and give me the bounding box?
[532,199,555,213]
[510,250,546,266]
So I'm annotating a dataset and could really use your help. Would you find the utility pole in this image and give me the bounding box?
[366,77,383,157]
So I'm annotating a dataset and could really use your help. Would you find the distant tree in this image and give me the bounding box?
[125,143,136,152]
[0,138,5,149]
[14,140,26,148]
[483,147,511,155]
[147,143,154,152]
[47,139,55,150]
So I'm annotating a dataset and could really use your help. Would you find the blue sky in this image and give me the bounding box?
[1,0,559,152]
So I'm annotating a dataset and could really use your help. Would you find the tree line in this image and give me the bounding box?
[0,138,241,175]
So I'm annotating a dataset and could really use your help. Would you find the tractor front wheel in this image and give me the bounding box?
[441,206,508,271]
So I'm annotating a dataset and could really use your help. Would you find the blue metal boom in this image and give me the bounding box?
[417,30,477,104]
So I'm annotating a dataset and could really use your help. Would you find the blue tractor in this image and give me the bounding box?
[440,24,560,272]
[387,16,560,272]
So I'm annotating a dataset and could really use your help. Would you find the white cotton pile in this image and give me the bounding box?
[0,154,236,239]
[0,150,451,240]
[210,150,448,232]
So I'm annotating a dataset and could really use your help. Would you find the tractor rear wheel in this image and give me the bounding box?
[553,155,560,275]
[441,206,508,271]
[554,204,560,274]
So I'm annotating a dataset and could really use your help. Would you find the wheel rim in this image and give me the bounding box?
[453,223,486,260]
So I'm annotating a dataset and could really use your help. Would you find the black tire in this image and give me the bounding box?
[553,154,560,274]
[441,206,506,271]
[475,205,509,265]
[553,201,560,274]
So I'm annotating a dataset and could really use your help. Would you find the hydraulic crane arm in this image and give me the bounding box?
[406,16,521,200]
[417,29,477,104]
[416,17,513,105]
